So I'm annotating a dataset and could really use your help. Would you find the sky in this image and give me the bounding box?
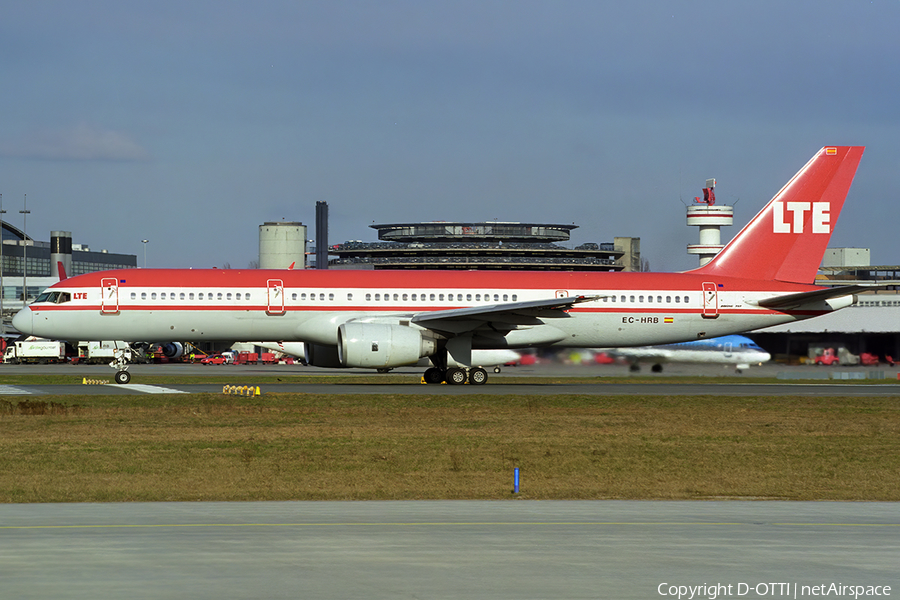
[1,1,898,272]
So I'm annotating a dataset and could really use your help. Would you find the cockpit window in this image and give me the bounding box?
[34,291,71,304]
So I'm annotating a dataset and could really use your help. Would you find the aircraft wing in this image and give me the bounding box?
[754,285,888,310]
[410,295,600,335]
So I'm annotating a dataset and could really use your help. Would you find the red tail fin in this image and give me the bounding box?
[691,146,864,284]
[57,260,68,281]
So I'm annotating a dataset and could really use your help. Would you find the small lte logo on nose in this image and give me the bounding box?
[773,201,830,234]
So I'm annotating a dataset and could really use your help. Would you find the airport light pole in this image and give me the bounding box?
[0,193,5,332]
[19,195,30,304]
[141,239,149,268]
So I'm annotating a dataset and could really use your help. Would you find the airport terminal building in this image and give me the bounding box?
[330,221,642,271]
[1,224,136,312]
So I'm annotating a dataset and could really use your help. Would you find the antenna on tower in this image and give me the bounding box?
[686,177,733,266]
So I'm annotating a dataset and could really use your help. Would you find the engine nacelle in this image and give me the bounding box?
[159,342,184,359]
[338,323,436,369]
[304,343,343,368]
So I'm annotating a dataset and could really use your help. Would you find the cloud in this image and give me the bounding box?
[0,123,150,161]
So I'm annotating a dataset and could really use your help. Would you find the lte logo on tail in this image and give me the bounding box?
[773,201,830,234]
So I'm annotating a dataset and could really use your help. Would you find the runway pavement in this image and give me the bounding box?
[2,362,900,396]
[1,501,896,600]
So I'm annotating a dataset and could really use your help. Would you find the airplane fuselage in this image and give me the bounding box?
[15,268,840,349]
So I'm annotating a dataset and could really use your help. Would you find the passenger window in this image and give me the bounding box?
[375,293,380,301]
[348,293,353,301]
[503,294,508,301]
[131,292,137,300]
[512,294,517,301]
[639,295,644,302]
[657,296,662,303]
[151,292,157,300]
[402,294,408,301]
[684,296,690,303]
[630,295,635,303]
[227,293,232,301]
[217,293,223,301]
[675,296,680,303]
[666,296,671,303]
[189,293,194,300]
[328,293,334,301]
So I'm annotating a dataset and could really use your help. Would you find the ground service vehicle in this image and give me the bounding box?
[4,340,67,364]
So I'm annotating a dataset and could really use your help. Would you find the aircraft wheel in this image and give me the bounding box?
[423,367,444,384]
[445,367,468,385]
[114,370,131,384]
[469,367,488,385]
[493,366,501,373]
[629,363,641,372]
[651,363,663,373]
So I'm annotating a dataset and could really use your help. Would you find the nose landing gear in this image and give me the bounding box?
[110,347,134,385]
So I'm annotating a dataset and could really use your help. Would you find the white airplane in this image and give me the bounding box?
[13,147,874,385]
[249,341,521,373]
[606,334,771,372]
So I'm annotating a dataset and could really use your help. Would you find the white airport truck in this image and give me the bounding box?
[3,340,68,364]
[77,341,127,364]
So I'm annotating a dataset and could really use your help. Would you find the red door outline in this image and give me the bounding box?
[101,278,119,314]
[702,282,719,318]
[267,279,285,315]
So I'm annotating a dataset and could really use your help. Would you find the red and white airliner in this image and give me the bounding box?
[13,146,871,385]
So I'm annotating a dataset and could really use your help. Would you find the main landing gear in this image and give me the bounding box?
[422,366,489,385]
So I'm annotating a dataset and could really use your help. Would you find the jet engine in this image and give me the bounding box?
[159,342,185,359]
[338,322,436,369]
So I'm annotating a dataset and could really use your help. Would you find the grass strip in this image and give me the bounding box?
[1,393,898,503]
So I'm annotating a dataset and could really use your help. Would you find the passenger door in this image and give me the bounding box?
[266,279,285,315]
[101,278,119,314]
[701,282,719,318]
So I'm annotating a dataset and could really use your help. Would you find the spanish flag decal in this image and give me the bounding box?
[664,317,674,324]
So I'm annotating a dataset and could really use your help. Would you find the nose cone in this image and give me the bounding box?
[12,307,32,335]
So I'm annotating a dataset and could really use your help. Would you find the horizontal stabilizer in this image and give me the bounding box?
[754,285,888,310]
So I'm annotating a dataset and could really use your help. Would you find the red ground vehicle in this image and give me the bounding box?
[859,352,880,366]
[201,354,228,365]
[813,348,840,366]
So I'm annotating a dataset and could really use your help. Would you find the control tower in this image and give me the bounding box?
[686,178,733,266]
